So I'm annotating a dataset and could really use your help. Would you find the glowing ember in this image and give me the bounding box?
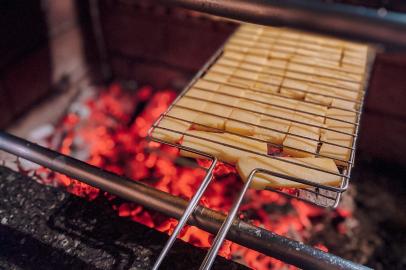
[32,83,351,269]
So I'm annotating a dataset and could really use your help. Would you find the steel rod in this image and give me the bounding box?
[200,169,254,269]
[0,131,370,270]
[158,0,406,49]
[153,157,218,269]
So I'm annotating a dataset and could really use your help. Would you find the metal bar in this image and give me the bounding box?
[332,172,349,208]
[0,131,370,270]
[265,185,338,205]
[158,0,406,49]
[200,169,255,270]
[199,166,342,269]
[153,157,218,269]
[341,49,375,188]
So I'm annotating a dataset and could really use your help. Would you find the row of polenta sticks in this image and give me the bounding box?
[151,24,371,190]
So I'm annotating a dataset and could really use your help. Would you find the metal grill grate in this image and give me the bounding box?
[147,24,375,269]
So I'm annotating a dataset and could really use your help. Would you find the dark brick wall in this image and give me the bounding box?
[0,85,13,128]
[0,0,51,128]
[0,0,85,129]
[327,0,406,11]
[364,54,406,119]
[98,0,237,88]
[0,0,48,71]
[2,47,52,116]
[359,53,406,165]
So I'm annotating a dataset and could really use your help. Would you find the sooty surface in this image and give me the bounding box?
[0,166,248,270]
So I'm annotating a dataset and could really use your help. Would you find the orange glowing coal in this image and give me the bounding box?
[34,84,347,270]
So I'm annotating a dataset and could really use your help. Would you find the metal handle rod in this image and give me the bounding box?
[158,0,406,49]
[153,158,217,269]
[0,131,370,270]
[199,169,255,270]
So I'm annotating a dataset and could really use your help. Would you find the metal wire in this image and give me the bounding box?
[199,169,257,270]
[152,156,218,270]
[199,165,346,269]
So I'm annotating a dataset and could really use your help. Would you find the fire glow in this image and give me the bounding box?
[33,84,352,269]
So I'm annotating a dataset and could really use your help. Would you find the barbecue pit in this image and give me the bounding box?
[1,1,405,270]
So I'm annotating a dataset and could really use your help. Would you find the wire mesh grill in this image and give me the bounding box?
[147,24,375,269]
